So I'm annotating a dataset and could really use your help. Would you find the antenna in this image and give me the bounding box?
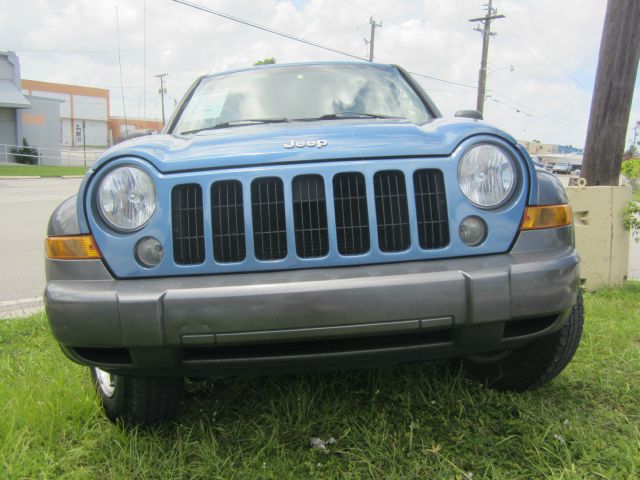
[115,6,128,136]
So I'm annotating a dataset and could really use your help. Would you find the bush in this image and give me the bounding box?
[621,158,640,182]
[10,138,38,165]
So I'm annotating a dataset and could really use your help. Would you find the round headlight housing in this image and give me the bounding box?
[458,144,516,208]
[97,166,156,232]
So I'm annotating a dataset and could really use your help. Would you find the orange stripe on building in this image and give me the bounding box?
[21,79,109,100]
[22,113,45,126]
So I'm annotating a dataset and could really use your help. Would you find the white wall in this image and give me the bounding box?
[73,119,107,147]
[73,95,107,121]
[60,118,72,146]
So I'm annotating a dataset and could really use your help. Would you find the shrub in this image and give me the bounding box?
[621,158,640,182]
[10,138,39,165]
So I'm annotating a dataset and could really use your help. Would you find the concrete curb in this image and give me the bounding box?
[0,175,85,179]
[0,175,41,179]
[0,297,44,320]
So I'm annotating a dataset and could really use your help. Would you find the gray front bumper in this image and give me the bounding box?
[45,227,579,375]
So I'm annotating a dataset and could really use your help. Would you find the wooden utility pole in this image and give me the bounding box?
[581,0,640,186]
[469,0,504,115]
[365,17,382,62]
[155,73,168,125]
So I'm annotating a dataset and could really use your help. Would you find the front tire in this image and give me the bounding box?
[90,368,183,425]
[462,291,584,391]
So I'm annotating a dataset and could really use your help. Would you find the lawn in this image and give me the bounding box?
[1,284,639,479]
[0,164,87,177]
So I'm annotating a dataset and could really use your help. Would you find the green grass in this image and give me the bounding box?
[0,164,87,177]
[633,187,640,203]
[1,284,639,479]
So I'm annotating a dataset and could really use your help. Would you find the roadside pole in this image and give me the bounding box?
[82,120,87,168]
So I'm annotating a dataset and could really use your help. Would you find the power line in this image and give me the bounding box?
[500,19,591,101]
[513,3,590,92]
[170,0,367,61]
[409,71,476,89]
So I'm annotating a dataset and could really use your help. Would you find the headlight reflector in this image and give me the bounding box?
[98,166,156,231]
[458,144,516,208]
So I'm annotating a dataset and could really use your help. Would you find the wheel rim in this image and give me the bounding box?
[94,368,116,398]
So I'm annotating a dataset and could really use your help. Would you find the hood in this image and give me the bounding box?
[94,117,516,174]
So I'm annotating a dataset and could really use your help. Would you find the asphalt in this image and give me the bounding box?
[0,175,637,317]
[0,177,83,308]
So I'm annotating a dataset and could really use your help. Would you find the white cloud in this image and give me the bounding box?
[1,0,637,147]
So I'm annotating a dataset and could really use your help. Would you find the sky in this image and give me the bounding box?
[1,0,638,148]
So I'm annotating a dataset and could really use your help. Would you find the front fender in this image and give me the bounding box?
[48,195,86,236]
[534,169,569,205]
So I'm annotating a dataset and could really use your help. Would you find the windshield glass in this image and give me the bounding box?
[172,64,431,134]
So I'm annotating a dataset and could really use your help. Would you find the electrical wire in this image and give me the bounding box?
[409,71,476,89]
[170,0,367,61]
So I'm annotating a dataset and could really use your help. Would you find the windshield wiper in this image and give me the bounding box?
[295,112,405,121]
[181,118,289,135]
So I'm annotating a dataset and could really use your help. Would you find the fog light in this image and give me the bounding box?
[459,216,487,246]
[135,237,163,267]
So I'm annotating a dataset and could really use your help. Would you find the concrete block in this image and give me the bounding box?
[566,185,632,290]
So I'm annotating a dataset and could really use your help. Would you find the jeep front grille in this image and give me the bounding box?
[211,180,246,263]
[170,169,449,268]
[293,175,329,258]
[333,172,370,255]
[413,169,449,249]
[171,184,205,265]
[374,170,410,252]
[251,177,287,261]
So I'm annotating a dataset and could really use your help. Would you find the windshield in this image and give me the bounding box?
[172,64,432,134]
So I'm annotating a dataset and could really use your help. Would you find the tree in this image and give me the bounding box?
[254,57,276,66]
[581,0,640,186]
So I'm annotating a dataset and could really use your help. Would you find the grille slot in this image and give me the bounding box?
[211,180,246,263]
[413,169,449,249]
[374,170,410,252]
[251,177,287,260]
[292,175,329,258]
[172,184,205,265]
[333,172,370,255]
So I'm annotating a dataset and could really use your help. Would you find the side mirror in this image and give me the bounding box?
[455,110,483,120]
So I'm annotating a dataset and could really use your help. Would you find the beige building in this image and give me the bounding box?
[519,140,559,156]
[21,79,110,148]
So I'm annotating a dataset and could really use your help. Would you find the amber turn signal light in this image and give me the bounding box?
[46,235,102,260]
[520,205,572,230]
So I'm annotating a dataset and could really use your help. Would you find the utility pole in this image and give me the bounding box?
[82,120,87,168]
[469,0,504,115]
[581,0,640,186]
[155,73,168,125]
[364,17,382,62]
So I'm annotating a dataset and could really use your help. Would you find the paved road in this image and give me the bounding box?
[0,178,82,302]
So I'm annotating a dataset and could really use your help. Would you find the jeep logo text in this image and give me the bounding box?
[283,139,328,149]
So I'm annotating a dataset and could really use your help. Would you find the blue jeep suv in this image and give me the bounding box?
[44,62,582,425]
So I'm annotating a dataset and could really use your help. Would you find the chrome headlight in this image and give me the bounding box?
[458,144,516,208]
[97,166,156,231]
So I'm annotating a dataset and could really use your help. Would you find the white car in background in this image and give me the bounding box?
[552,162,573,174]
